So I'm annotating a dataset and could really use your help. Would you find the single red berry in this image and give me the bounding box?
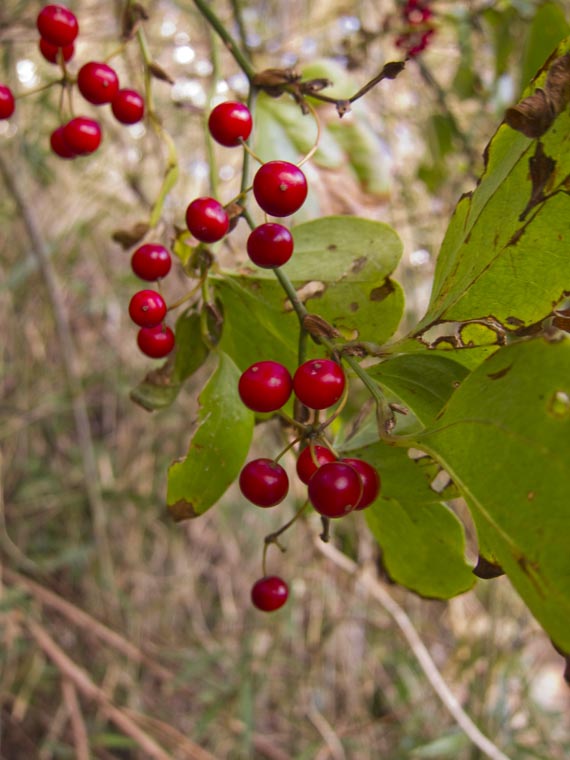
[111,88,145,124]
[296,444,337,485]
[77,61,119,105]
[238,361,293,413]
[137,325,175,358]
[131,243,172,281]
[50,126,75,159]
[308,461,363,518]
[128,289,167,328]
[186,197,229,243]
[253,161,308,217]
[293,359,345,410]
[0,85,15,120]
[37,5,79,47]
[39,38,74,64]
[246,223,294,269]
[340,458,380,510]
[208,101,253,147]
[63,117,102,155]
[239,458,289,507]
[251,576,289,612]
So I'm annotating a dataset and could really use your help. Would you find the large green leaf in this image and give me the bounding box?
[167,352,254,520]
[339,441,474,598]
[416,38,570,337]
[420,337,570,649]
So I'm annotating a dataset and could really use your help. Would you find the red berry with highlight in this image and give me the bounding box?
[293,359,345,410]
[208,101,252,147]
[137,325,175,358]
[239,361,293,413]
[128,289,167,328]
[296,445,337,485]
[247,223,294,268]
[253,161,308,217]
[186,197,229,243]
[239,459,289,507]
[308,461,363,518]
[39,38,74,64]
[37,5,79,47]
[63,117,101,155]
[111,88,145,124]
[340,458,380,510]
[251,576,289,612]
[131,244,172,281]
[0,85,15,120]
[77,62,119,105]
[50,126,75,158]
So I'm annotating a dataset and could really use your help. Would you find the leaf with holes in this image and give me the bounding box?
[420,337,570,649]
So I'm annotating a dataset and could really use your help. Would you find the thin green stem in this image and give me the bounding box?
[273,267,308,325]
[192,0,256,82]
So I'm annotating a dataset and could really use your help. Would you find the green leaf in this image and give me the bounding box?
[416,38,570,338]
[167,352,254,520]
[340,442,474,598]
[521,2,570,89]
[420,337,570,649]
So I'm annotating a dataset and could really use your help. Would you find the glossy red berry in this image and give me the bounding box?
[296,445,337,485]
[186,197,229,243]
[77,62,119,105]
[293,359,345,410]
[238,361,293,413]
[247,223,294,268]
[208,101,252,147]
[39,38,74,64]
[239,459,289,507]
[251,576,289,612]
[253,161,308,217]
[111,88,145,124]
[50,126,75,159]
[137,325,175,358]
[63,117,101,155]
[308,461,363,518]
[131,244,172,281]
[0,85,15,120]
[128,289,167,328]
[340,458,380,510]
[37,5,79,47]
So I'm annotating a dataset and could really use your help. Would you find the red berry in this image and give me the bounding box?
[296,445,337,485]
[238,361,293,413]
[186,197,229,243]
[239,459,289,507]
[251,576,289,612]
[128,289,167,328]
[77,61,119,105]
[137,325,175,358]
[63,117,101,155]
[131,244,172,281]
[247,223,294,268]
[253,161,308,217]
[0,85,15,120]
[208,101,252,147]
[39,38,74,64]
[340,458,380,510]
[37,5,79,47]
[111,88,145,124]
[308,461,363,518]
[50,126,75,158]
[293,359,345,410]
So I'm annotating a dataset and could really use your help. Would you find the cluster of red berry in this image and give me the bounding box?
[128,245,174,358]
[0,4,145,158]
[394,0,435,58]
[238,357,380,612]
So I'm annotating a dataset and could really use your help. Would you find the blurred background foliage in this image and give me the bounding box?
[1,0,569,757]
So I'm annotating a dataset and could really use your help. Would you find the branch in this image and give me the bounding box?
[192,0,256,81]
[61,679,90,760]
[314,540,513,760]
